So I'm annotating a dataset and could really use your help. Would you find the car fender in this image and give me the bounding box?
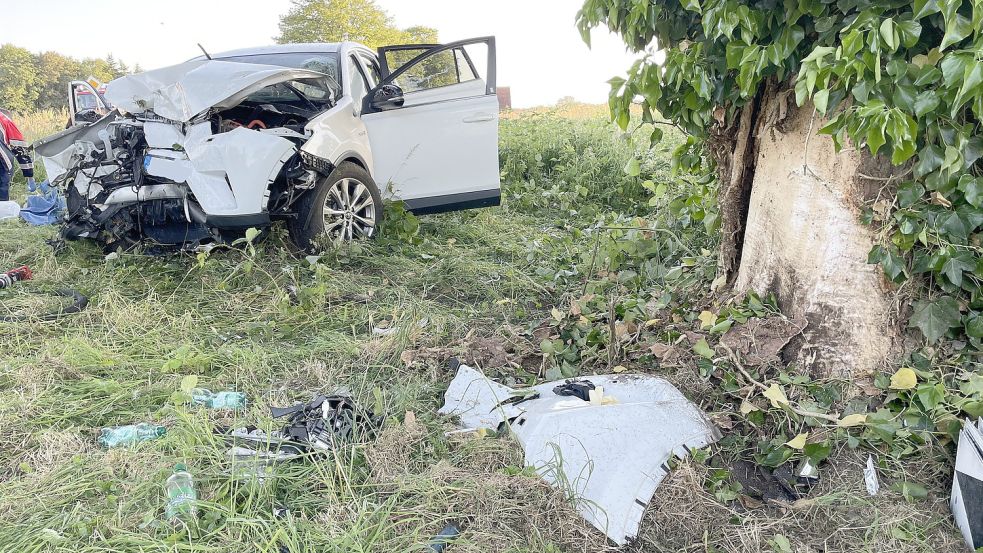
[301,96,374,181]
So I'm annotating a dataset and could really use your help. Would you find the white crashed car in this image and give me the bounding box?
[35,38,500,250]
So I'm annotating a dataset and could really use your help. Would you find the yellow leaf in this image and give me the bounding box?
[739,400,760,415]
[613,365,628,373]
[644,319,660,327]
[889,367,917,390]
[698,310,717,329]
[837,414,868,427]
[551,307,564,321]
[763,384,789,408]
[475,428,488,439]
[785,432,809,450]
[495,298,513,305]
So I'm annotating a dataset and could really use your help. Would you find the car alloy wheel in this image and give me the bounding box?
[322,177,377,241]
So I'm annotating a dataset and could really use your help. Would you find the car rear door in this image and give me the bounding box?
[360,37,499,214]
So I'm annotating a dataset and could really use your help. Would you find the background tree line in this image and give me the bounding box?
[0,43,138,114]
[1,0,434,114]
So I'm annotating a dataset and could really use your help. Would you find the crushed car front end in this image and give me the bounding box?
[35,59,342,251]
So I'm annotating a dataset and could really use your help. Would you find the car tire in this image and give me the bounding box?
[288,161,384,251]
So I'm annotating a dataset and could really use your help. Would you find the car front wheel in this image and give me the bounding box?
[289,161,383,251]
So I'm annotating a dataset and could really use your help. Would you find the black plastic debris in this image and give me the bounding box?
[271,395,383,452]
[552,379,596,402]
[428,523,460,552]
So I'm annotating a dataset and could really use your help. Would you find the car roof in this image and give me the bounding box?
[210,42,371,59]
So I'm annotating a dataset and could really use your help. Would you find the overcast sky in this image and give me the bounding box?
[3,0,640,108]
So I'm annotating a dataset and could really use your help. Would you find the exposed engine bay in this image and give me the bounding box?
[34,60,341,251]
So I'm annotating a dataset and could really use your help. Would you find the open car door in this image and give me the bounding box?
[68,80,111,127]
[361,37,499,214]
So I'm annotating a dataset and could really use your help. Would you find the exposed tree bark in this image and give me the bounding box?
[709,91,762,284]
[715,85,899,379]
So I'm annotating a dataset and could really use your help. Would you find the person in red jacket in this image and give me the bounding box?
[0,109,35,201]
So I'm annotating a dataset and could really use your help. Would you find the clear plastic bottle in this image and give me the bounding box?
[97,423,166,448]
[165,463,198,524]
[191,388,247,409]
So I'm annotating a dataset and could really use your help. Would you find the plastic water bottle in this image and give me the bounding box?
[165,463,198,524]
[191,388,247,409]
[98,423,166,448]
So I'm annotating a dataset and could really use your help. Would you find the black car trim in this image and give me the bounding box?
[402,188,500,215]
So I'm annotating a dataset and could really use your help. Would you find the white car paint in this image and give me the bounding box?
[362,86,500,200]
[105,60,325,123]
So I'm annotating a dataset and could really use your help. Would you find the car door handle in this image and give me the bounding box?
[463,114,495,123]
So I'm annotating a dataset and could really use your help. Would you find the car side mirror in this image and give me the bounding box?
[371,84,405,110]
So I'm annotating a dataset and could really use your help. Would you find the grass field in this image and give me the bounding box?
[0,106,969,552]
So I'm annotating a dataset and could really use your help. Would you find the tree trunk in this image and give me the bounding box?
[718,91,899,379]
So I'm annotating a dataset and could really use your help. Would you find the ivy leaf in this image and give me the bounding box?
[966,312,983,339]
[941,252,974,287]
[680,0,702,13]
[916,383,945,411]
[913,0,942,19]
[880,249,908,282]
[954,63,983,113]
[803,441,832,463]
[889,367,918,390]
[180,375,199,394]
[698,310,717,329]
[879,18,898,51]
[763,383,790,408]
[896,19,923,48]
[867,123,887,156]
[837,413,868,427]
[941,13,973,51]
[814,89,830,115]
[785,432,809,450]
[913,90,940,117]
[940,211,969,240]
[897,182,926,207]
[693,338,715,358]
[909,297,961,342]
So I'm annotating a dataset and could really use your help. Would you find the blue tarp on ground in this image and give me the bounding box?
[20,180,65,226]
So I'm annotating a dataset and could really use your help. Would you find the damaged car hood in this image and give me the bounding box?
[104,59,326,122]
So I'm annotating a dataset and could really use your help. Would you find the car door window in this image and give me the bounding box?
[348,55,370,103]
[390,47,479,94]
[357,53,382,87]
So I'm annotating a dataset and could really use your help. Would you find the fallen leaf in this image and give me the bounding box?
[711,413,735,429]
[612,365,628,373]
[495,298,513,305]
[931,191,952,208]
[837,413,867,427]
[889,367,917,390]
[403,411,417,430]
[644,318,660,327]
[698,310,717,329]
[763,384,789,408]
[399,350,416,366]
[648,343,672,357]
[785,432,809,450]
[551,307,564,321]
[694,338,715,359]
[739,400,760,415]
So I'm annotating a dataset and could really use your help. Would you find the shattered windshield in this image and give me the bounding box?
[216,53,342,105]
[216,52,341,82]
